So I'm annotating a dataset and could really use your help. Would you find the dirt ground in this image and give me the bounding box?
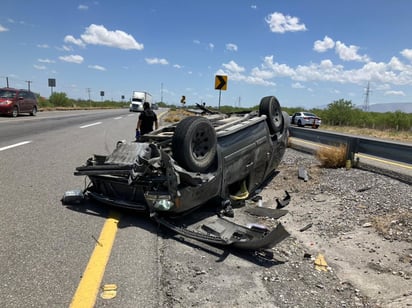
[269,149,412,307]
[159,148,412,308]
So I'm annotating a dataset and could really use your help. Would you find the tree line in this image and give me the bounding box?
[38,92,129,109]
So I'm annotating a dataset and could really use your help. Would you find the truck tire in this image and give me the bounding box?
[172,116,217,172]
[259,96,283,134]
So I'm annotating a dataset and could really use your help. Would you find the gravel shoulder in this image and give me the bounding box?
[159,148,412,308]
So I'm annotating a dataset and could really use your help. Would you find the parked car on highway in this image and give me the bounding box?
[63,96,290,250]
[0,88,38,117]
[290,111,321,128]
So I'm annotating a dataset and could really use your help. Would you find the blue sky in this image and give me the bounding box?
[1,0,412,109]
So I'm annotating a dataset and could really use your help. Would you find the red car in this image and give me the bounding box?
[0,88,38,117]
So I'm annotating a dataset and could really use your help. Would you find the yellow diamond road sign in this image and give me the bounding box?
[215,75,228,91]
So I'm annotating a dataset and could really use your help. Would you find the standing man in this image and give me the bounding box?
[136,102,158,140]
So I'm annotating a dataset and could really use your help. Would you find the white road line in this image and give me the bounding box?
[114,117,122,120]
[80,122,102,128]
[0,141,32,152]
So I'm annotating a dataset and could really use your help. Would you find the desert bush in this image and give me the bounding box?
[315,144,347,168]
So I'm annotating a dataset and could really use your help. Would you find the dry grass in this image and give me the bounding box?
[315,144,347,168]
[163,109,194,123]
[322,125,412,143]
[372,210,412,242]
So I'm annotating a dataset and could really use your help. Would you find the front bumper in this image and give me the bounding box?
[130,104,143,112]
[0,104,13,114]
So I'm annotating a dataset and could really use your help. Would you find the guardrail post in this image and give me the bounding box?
[346,138,359,168]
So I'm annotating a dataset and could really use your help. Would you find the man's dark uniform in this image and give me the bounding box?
[139,107,157,135]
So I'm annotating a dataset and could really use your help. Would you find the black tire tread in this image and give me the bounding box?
[259,96,283,134]
[172,116,217,172]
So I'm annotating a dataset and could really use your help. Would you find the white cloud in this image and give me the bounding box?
[251,5,257,9]
[226,43,238,52]
[78,4,88,10]
[81,24,143,50]
[65,24,144,50]
[173,64,182,69]
[59,55,84,64]
[384,90,405,96]
[292,82,305,89]
[219,50,412,90]
[37,44,49,48]
[64,35,85,47]
[34,64,46,70]
[193,40,200,45]
[218,60,276,86]
[88,64,106,71]
[61,45,72,51]
[0,24,9,32]
[38,58,55,63]
[313,36,335,53]
[260,55,295,77]
[265,12,307,33]
[208,43,214,50]
[251,67,275,79]
[145,58,168,65]
[222,60,245,73]
[244,76,276,86]
[401,49,412,61]
[388,57,405,71]
[335,41,370,62]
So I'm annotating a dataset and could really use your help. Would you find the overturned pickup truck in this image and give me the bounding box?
[64,96,291,250]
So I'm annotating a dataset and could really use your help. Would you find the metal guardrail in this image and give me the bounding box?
[288,127,412,165]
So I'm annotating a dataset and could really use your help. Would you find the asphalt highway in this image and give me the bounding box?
[0,109,162,307]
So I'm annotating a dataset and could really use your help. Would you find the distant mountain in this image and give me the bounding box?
[368,103,412,113]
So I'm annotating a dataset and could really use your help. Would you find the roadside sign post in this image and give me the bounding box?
[214,75,227,109]
[48,78,56,95]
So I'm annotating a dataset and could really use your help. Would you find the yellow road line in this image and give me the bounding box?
[70,212,120,308]
[356,153,412,169]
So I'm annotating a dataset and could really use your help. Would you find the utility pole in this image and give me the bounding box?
[25,80,32,91]
[86,88,91,107]
[6,77,9,87]
[160,82,163,103]
[363,82,371,112]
